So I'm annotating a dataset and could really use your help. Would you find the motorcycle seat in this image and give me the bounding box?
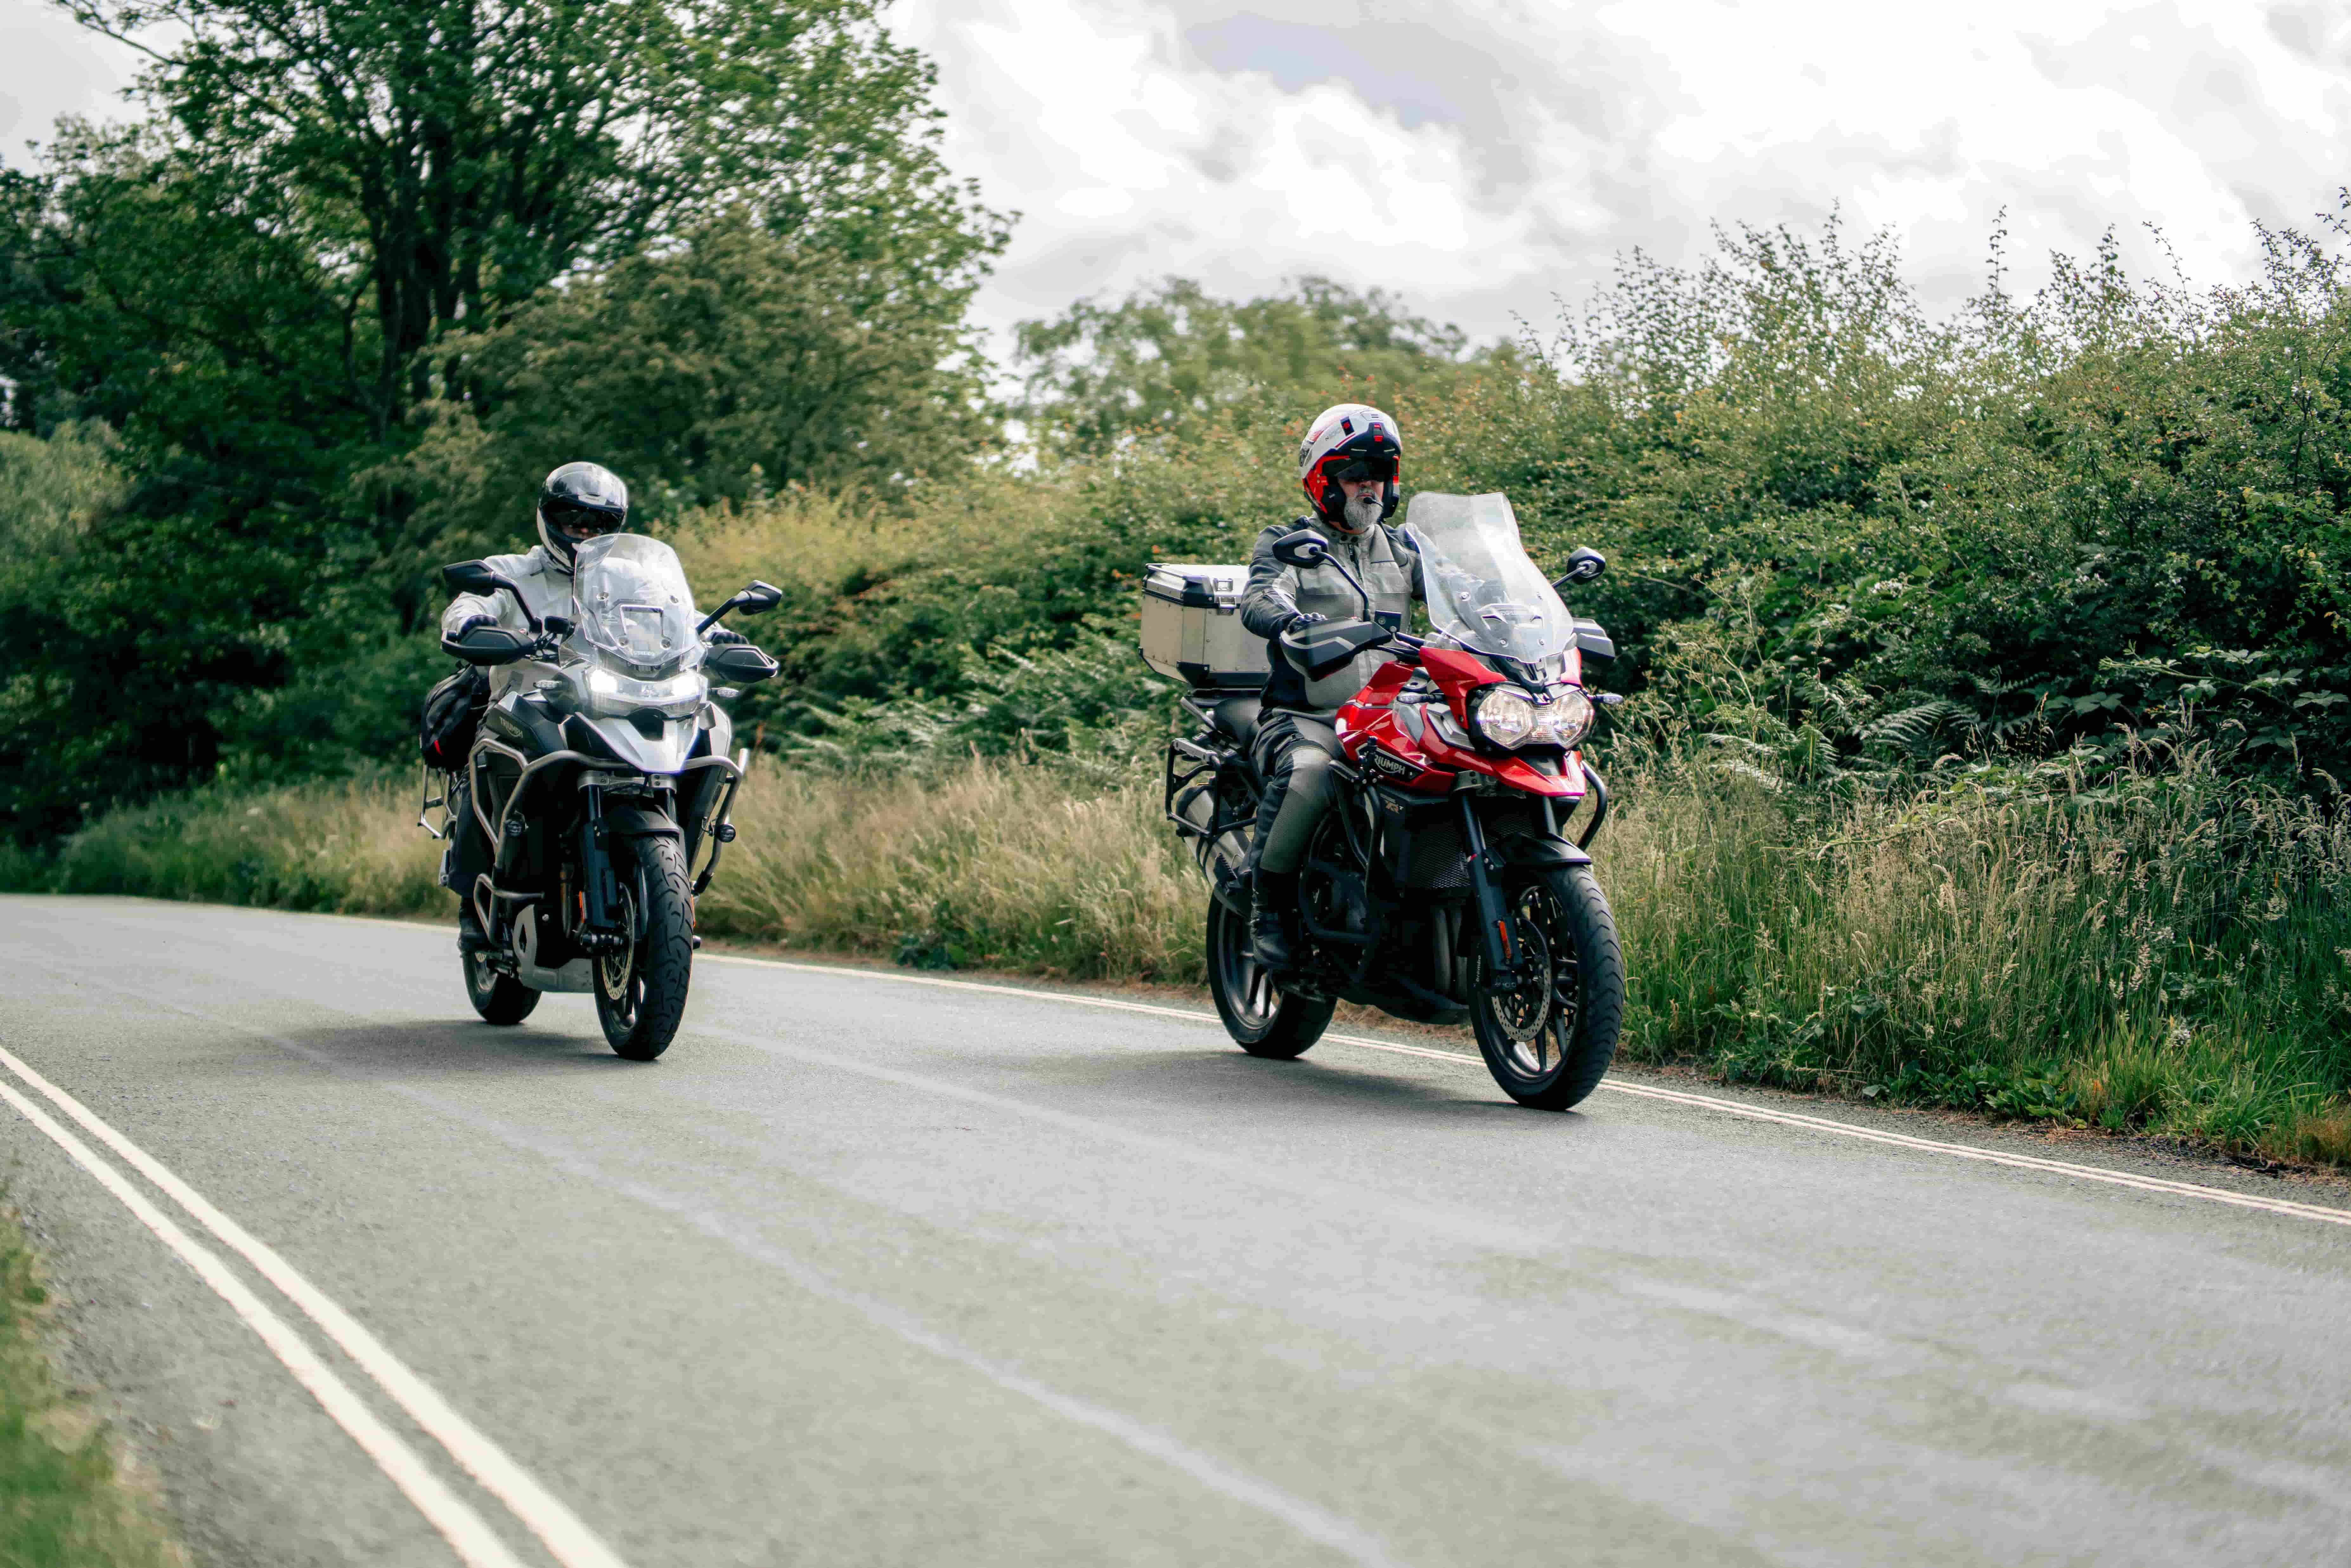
[1207,693,1261,750]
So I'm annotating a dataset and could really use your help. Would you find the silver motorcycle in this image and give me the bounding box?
[431,534,781,1058]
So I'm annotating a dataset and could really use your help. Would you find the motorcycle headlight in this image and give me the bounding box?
[1542,687,1596,749]
[1471,687,1539,748]
[578,666,707,718]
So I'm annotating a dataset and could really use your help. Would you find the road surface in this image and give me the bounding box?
[3,895,2348,1567]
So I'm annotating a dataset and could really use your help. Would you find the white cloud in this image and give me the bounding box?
[8,0,2348,358]
[0,0,143,166]
[891,0,2351,352]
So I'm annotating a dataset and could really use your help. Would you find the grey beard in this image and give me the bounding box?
[1342,492,1384,532]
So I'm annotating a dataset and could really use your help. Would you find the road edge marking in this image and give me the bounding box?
[0,1074,531,1568]
[0,1042,633,1568]
[700,952,2351,1230]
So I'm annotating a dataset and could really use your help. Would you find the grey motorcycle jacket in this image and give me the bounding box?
[439,545,579,698]
[1241,516,1424,717]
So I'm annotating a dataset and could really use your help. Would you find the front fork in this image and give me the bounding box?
[1458,795,1520,992]
[574,787,630,954]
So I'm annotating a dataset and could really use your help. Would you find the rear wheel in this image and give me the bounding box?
[463,947,539,1026]
[1468,865,1624,1110]
[595,834,694,1061]
[1206,891,1334,1060]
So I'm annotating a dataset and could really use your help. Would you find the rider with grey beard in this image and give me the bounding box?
[1238,403,1423,971]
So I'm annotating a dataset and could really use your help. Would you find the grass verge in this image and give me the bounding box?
[6,757,2347,1168]
[0,1201,182,1566]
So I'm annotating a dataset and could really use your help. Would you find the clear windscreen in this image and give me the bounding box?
[569,533,701,676]
[1401,492,1572,664]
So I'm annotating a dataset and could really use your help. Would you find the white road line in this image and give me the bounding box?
[0,1042,633,1568]
[0,1075,530,1568]
[703,952,2351,1230]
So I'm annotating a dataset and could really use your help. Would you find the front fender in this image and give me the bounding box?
[604,803,681,840]
[1495,833,1591,870]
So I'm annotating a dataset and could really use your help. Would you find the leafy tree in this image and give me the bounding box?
[0,0,1006,840]
[1014,276,1471,455]
[384,210,997,567]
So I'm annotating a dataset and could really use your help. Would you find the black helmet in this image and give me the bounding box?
[536,461,630,566]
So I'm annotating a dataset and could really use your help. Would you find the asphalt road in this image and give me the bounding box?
[3,895,2349,1568]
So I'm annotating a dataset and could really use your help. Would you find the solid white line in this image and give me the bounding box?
[0,1041,632,1568]
[0,1076,530,1568]
[702,952,2351,1230]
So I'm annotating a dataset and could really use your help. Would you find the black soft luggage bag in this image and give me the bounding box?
[420,665,489,771]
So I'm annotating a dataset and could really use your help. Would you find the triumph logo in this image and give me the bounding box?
[1366,744,1418,781]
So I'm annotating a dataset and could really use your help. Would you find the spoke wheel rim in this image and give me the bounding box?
[1489,885,1578,1080]
[1218,906,1280,1030]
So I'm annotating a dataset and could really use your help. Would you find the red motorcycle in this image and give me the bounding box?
[1149,492,1625,1109]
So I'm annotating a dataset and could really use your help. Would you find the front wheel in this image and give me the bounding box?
[1206,892,1334,1059]
[595,834,694,1060]
[1469,865,1624,1110]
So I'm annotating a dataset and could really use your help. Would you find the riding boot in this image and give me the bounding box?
[1252,869,1300,971]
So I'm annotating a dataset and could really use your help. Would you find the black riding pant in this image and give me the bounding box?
[1247,711,1340,876]
[442,775,494,914]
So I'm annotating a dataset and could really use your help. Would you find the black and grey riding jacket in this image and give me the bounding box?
[1240,516,1424,718]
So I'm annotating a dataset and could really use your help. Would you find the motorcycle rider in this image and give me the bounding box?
[436,461,741,952]
[1238,403,1424,970]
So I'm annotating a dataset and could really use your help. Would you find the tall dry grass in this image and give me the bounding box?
[700,763,1202,979]
[1605,759,2351,1163]
[10,755,2348,1165]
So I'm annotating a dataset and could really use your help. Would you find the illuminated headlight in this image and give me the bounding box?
[1471,687,1539,748]
[579,667,707,717]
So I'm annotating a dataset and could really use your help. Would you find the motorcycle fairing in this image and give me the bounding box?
[562,709,701,775]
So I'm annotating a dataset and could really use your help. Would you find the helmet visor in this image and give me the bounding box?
[1331,453,1398,484]
[545,498,624,541]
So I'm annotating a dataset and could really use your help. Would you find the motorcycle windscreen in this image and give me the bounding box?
[569,533,702,678]
[1402,493,1573,666]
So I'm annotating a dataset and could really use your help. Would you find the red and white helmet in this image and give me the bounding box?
[1297,403,1401,528]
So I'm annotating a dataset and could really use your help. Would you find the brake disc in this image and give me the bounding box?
[1493,914,1554,1043]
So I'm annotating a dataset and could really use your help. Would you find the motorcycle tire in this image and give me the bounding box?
[1468,864,1624,1111]
[594,834,694,1061]
[463,947,540,1026]
[1205,892,1334,1060]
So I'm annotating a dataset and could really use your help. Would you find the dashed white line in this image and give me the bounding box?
[0,1040,633,1568]
[703,952,2351,1230]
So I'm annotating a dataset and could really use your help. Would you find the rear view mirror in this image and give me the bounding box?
[697,580,786,635]
[1551,547,1606,590]
[1270,529,1330,568]
[442,560,503,596]
[440,559,542,631]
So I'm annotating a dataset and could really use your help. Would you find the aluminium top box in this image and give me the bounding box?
[1139,564,1268,690]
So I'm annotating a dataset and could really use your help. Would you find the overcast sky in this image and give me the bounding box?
[10,0,2351,355]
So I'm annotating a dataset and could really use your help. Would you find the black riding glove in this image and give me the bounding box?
[1284,611,1328,636]
[452,614,494,636]
[705,626,748,646]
